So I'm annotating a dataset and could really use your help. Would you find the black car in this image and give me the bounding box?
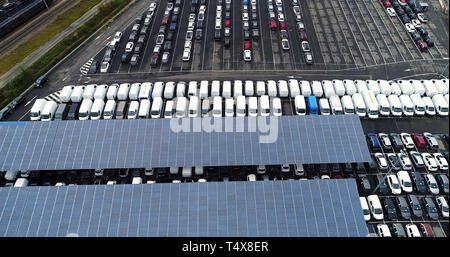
[416,27,428,37]
[224,37,231,48]
[121,53,130,63]
[167,31,175,41]
[195,29,203,40]
[33,75,48,88]
[280,30,289,39]
[396,196,411,219]
[407,194,423,218]
[129,31,138,42]
[358,174,371,193]
[407,12,417,20]
[396,8,405,16]
[318,164,328,175]
[391,1,400,8]
[389,133,404,150]
[410,31,421,42]
[407,0,416,7]
[150,54,159,67]
[375,174,390,194]
[384,198,398,220]
[400,15,410,24]
[159,25,167,35]
[423,197,439,220]
[214,29,221,40]
[140,26,148,35]
[330,163,341,175]
[252,20,258,29]
[164,41,172,51]
[197,21,204,29]
[251,12,257,20]
[225,11,231,19]
[423,36,434,47]
[190,5,197,13]
[355,162,366,174]
[67,103,80,120]
[171,15,178,23]
[135,15,143,24]
[134,43,142,54]
[409,171,427,193]
[244,30,250,40]
[403,5,412,14]
[387,154,402,171]
[252,29,259,40]
[88,60,99,74]
[365,157,377,172]
[342,163,353,174]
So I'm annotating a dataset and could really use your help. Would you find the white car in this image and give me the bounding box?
[301,41,311,52]
[243,12,249,21]
[433,153,449,170]
[421,153,438,171]
[360,197,371,221]
[149,2,157,12]
[281,164,290,172]
[400,133,414,149]
[374,152,389,170]
[405,224,421,237]
[113,31,122,44]
[386,7,396,17]
[100,62,109,73]
[321,175,330,179]
[244,50,251,62]
[278,13,285,22]
[125,42,134,53]
[189,13,196,22]
[377,224,392,237]
[411,19,422,28]
[397,153,412,170]
[247,174,256,181]
[387,174,401,194]
[417,13,428,23]
[182,49,191,61]
[424,174,439,195]
[436,196,449,218]
[405,23,416,32]
[397,170,413,193]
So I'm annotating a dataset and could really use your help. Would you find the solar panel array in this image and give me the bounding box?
[0,115,370,171]
[0,179,368,237]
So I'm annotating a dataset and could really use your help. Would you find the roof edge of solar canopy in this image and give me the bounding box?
[0,115,371,171]
[0,179,369,237]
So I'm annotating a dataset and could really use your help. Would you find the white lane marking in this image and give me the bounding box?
[24,96,37,107]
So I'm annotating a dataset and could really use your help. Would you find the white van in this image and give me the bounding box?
[30,99,47,121]
[278,80,289,97]
[236,96,246,117]
[272,97,282,116]
[352,93,366,117]
[319,98,331,115]
[103,99,117,119]
[341,95,354,115]
[343,80,357,96]
[163,82,175,99]
[137,97,149,118]
[422,96,436,116]
[288,79,300,98]
[376,94,390,116]
[377,224,392,237]
[94,84,108,100]
[59,86,74,103]
[387,95,402,116]
[176,97,188,118]
[355,80,368,93]
[14,178,29,187]
[256,81,266,96]
[421,80,438,97]
[164,100,174,118]
[245,80,254,96]
[107,84,119,100]
[78,99,93,120]
[367,195,384,220]
[432,79,448,95]
[70,85,84,103]
[260,95,270,116]
[211,80,221,96]
[153,82,165,98]
[329,95,343,115]
[182,167,192,178]
[90,99,105,120]
[365,80,380,95]
[188,96,200,117]
[138,82,152,100]
[409,80,425,96]
[234,80,243,97]
[82,84,96,100]
[129,83,141,100]
[176,81,186,97]
[432,94,449,116]
[222,81,232,98]
[186,81,197,97]
[117,83,131,100]
[311,81,323,97]
[127,101,140,119]
[332,79,345,96]
[199,80,209,99]
[248,97,258,117]
[409,94,425,116]
[377,80,391,95]
[40,101,58,121]
[361,90,379,119]
[267,80,278,96]
[151,97,163,118]
[299,80,312,96]
[212,96,223,117]
[225,98,234,117]
[389,81,402,96]
[399,94,414,116]
[294,95,306,115]
[359,197,371,221]
[321,80,335,98]
[398,80,414,95]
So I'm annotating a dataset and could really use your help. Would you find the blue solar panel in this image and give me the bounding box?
[0,179,368,237]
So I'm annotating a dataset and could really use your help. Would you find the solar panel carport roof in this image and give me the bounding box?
[0,115,370,171]
[0,179,369,237]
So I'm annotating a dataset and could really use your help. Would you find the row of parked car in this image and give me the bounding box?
[241,0,257,62]
[373,222,440,237]
[183,0,207,62]
[290,0,313,64]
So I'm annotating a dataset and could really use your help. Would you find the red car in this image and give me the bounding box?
[382,0,391,8]
[419,223,434,237]
[269,19,277,30]
[416,40,428,52]
[411,133,427,149]
[161,16,169,25]
[279,21,286,30]
[299,30,307,41]
[225,19,231,28]
[244,40,251,50]
[333,175,343,179]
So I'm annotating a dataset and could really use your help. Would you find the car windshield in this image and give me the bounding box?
[79,112,86,118]
[394,107,402,112]
[363,209,370,215]
[374,208,382,214]
[128,111,135,116]
[443,206,449,212]
[41,114,49,119]
[430,183,437,189]
[404,181,412,187]
[31,112,39,117]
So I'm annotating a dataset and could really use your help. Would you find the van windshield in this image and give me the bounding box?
[31,112,39,117]
[262,108,270,114]
[165,110,172,116]
[128,111,135,116]
[55,114,62,119]
[91,112,98,117]
[104,111,111,116]
[79,112,86,118]
[370,110,378,115]
[189,110,195,115]
[374,208,382,215]
[41,114,49,119]
[428,106,435,111]
[151,110,159,116]
[335,110,343,115]
[406,107,414,112]
[322,108,330,114]
[382,107,390,113]
[345,108,354,114]
[394,107,402,113]
[237,109,245,114]
[416,106,425,112]
[357,107,365,113]
[441,107,449,112]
